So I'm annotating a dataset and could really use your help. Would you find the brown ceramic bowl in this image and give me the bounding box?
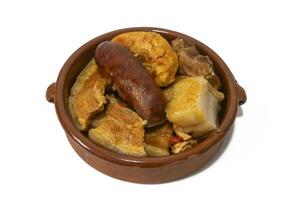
[46,27,246,183]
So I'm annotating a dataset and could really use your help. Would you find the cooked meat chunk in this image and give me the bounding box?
[179,52,213,77]
[68,59,108,131]
[165,76,224,137]
[112,31,178,87]
[88,96,147,157]
[171,37,189,53]
[171,38,221,90]
[144,123,173,157]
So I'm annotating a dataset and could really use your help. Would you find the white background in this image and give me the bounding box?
[0,0,299,199]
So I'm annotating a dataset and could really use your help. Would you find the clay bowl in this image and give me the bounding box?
[46,27,247,183]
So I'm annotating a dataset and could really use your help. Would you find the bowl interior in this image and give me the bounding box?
[58,27,236,164]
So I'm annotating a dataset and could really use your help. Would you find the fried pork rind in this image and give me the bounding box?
[144,123,173,157]
[171,38,222,90]
[88,96,147,157]
[68,59,108,131]
[173,124,192,141]
[171,139,197,154]
[112,31,178,87]
[165,76,224,138]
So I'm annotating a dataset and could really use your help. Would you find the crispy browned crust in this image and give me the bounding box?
[112,31,178,87]
[164,76,224,137]
[144,123,173,156]
[88,96,146,157]
[68,59,108,131]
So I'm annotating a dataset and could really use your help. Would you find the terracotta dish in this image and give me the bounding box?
[46,27,247,183]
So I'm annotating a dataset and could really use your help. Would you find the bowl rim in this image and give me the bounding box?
[54,27,239,167]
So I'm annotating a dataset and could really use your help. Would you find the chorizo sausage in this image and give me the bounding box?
[95,41,166,126]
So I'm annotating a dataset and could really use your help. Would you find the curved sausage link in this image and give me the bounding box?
[95,41,166,126]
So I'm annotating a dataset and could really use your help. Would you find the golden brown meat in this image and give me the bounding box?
[112,31,178,87]
[144,123,173,157]
[68,59,108,131]
[165,76,224,137]
[88,96,147,157]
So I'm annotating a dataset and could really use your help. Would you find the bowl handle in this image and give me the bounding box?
[236,83,247,105]
[46,82,56,103]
